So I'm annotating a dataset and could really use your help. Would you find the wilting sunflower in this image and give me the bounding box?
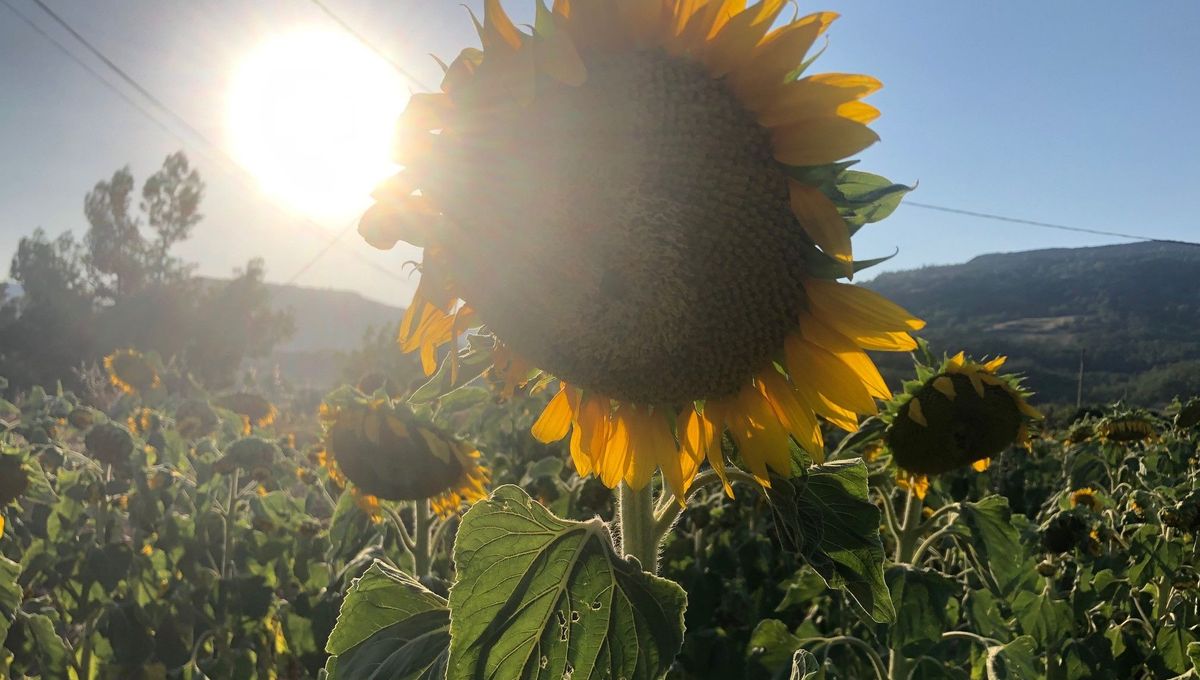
[176,399,220,440]
[360,0,922,496]
[319,390,489,517]
[1070,487,1099,511]
[885,352,1042,475]
[104,349,160,395]
[84,422,135,469]
[1176,397,1200,431]
[0,455,29,507]
[218,393,278,435]
[1096,410,1158,443]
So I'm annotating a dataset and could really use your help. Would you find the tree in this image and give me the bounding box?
[0,152,292,395]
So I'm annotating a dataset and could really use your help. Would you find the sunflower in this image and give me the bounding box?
[1069,487,1099,511]
[218,393,278,435]
[1174,397,1200,431]
[84,422,135,469]
[104,349,160,395]
[1096,410,1158,443]
[885,352,1042,475]
[176,399,220,440]
[0,455,29,507]
[319,390,489,517]
[360,0,923,497]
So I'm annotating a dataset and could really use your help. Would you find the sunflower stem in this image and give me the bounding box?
[414,499,433,578]
[617,481,657,575]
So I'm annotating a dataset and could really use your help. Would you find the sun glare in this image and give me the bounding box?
[227,29,408,221]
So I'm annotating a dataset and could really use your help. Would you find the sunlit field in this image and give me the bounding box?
[2,2,1199,679]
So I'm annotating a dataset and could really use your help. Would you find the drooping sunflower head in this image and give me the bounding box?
[884,352,1042,476]
[218,393,278,433]
[127,408,163,436]
[319,389,489,516]
[84,421,136,469]
[1069,487,1100,511]
[362,0,923,496]
[104,349,160,395]
[0,455,29,507]
[1096,409,1158,444]
[176,399,220,440]
[1173,397,1200,431]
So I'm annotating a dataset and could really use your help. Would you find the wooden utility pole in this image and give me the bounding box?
[1076,348,1086,408]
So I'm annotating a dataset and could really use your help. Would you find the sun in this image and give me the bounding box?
[227,29,409,220]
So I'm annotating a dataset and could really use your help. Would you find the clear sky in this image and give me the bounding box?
[2,1,1198,306]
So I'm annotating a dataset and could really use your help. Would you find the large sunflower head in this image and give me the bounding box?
[319,389,489,516]
[104,349,161,395]
[1173,397,1200,431]
[362,0,923,496]
[218,392,278,434]
[1096,408,1159,444]
[884,352,1043,476]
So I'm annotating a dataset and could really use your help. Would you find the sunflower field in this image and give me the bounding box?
[3,1,1200,679]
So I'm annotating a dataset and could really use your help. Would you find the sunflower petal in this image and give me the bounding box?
[798,312,891,400]
[704,0,786,75]
[728,11,838,108]
[757,371,824,462]
[785,335,878,416]
[772,117,880,166]
[789,181,852,271]
[533,0,588,85]
[531,386,574,443]
[805,278,925,333]
[757,73,882,128]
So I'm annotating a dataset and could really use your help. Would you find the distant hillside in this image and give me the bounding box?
[866,242,1200,407]
[265,283,402,353]
[255,283,403,388]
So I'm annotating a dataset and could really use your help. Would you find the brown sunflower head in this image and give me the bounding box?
[104,349,160,395]
[0,455,30,506]
[886,353,1041,476]
[176,399,220,440]
[218,393,278,429]
[358,0,924,495]
[85,422,136,469]
[320,390,488,515]
[1096,410,1158,443]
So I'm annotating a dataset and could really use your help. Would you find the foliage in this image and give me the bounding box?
[0,152,293,394]
[868,241,1200,407]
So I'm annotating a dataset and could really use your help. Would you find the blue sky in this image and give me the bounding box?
[2,1,1198,305]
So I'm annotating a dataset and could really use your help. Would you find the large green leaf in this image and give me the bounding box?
[0,555,20,645]
[885,565,958,655]
[326,561,450,680]
[746,619,802,674]
[448,485,686,680]
[767,460,894,623]
[954,496,1028,595]
[985,635,1037,680]
[789,649,821,680]
[1012,590,1073,648]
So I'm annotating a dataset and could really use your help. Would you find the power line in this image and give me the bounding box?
[285,217,359,285]
[15,0,406,284]
[306,0,432,91]
[905,201,1200,248]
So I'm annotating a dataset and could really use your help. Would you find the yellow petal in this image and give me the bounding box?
[772,117,880,167]
[358,200,434,251]
[697,401,734,496]
[729,385,793,481]
[532,0,587,85]
[483,0,523,51]
[968,372,986,398]
[576,393,611,468]
[788,181,852,271]
[983,356,1008,373]
[946,352,966,370]
[703,0,784,75]
[600,408,633,488]
[971,458,991,472]
[785,335,878,416]
[757,73,882,127]
[907,396,927,426]
[568,425,593,476]
[757,371,823,462]
[804,278,925,333]
[729,12,838,108]
[798,313,890,400]
[851,330,917,352]
[531,386,574,443]
[932,376,957,401]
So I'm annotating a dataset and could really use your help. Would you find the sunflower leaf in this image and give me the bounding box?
[448,485,687,680]
[833,171,914,232]
[325,561,450,680]
[409,342,495,406]
[766,460,894,623]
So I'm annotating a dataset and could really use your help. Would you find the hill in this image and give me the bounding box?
[866,241,1200,407]
[258,283,404,388]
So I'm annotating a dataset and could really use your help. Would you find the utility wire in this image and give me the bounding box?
[905,201,1200,248]
[15,0,406,283]
[284,217,359,285]
[306,0,432,91]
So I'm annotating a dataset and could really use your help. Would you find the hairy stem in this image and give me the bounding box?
[618,481,658,574]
